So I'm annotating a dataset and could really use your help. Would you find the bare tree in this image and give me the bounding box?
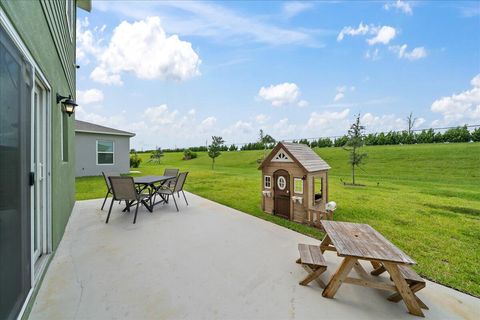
[406,112,417,134]
[344,114,367,185]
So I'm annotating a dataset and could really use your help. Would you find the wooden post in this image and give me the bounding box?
[323,257,357,298]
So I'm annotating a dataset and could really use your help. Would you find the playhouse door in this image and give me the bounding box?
[274,170,290,219]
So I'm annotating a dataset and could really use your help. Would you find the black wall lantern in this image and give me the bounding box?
[56,93,78,117]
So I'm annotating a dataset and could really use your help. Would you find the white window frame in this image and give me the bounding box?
[264,175,271,189]
[96,140,115,165]
[294,178,303,194]
[65,0,74,41]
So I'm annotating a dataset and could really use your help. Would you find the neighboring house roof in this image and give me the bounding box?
[259,141,331,173]
[75,120,135,137]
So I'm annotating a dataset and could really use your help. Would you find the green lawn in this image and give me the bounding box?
[76,143,480,296]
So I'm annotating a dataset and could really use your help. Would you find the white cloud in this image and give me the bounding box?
[233,120,253,134]
[307,109,350,129]
[297,100,309,107]
[255,114,270,124]
[365,48,380,60]
[367,26,396,45]
[333,86,355,102]
[89,17,201,85]
[384,1,413,15]
[143,104,179,125]
[431,74,480,126]
[361,113,405,132]
[272,118,297,138]
[283,2,314,18]
[389,44,427,60]
[188,109,196,116]
[258,82,300,107]
[200,116,217,130]
[337,22,370,41]
[338,23,396,46]
[76,89,104,105]
[76,17,105,64]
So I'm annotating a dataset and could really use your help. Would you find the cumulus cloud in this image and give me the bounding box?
[365,48,380,60]
[384,1,413,15]
[255,114,270,124]
[337,23,396,45]
[76,17,105,64]
[389,44,427,60]
[361,113,405,132]
[76,89,104,105]
[86,17,201,85]
[233,120,253,134]
[258,82,300,107]
[431,74,480,126]
[200,116,217,132]
[307,109,350,129]
[143,104,179,125]
[367,26,396,45]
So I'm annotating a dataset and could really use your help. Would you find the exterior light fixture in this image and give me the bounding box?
[56,93,78,117]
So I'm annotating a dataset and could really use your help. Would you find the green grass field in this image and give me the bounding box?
[76,143,480,296]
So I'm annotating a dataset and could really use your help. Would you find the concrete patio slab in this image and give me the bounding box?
[30,193,479,320]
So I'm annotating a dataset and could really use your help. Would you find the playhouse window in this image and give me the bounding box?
[264,175,271,189]
[294,178,303,194]
[313,177,323,204]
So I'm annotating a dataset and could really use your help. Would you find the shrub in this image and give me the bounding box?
[183,149,198,160]
[443,125,471,143]
[334,135,348,147]
[130,153,142,168]
[472,128,480,142]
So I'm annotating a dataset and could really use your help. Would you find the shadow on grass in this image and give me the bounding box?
[424,203,480,217]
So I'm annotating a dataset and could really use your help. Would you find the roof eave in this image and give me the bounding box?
[75,129,135,137]
[77,0,92,12]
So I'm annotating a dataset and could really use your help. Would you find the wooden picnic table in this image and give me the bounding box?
[320,220,425,317]
[124,175,176,212]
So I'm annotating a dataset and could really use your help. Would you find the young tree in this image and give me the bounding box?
[406,112,418,135]
[208,136,225,169]
[148,147,164,164]
[258,129,275,158]
[344,114,367,185]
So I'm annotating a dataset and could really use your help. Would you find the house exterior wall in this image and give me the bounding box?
[261,162,308,223]
[75,132,131,176]
[0,1,79,319]
[1,0,76,251]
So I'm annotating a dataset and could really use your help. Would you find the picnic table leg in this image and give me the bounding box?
[322,257,357,298]
[320,235,332,253]
[383,262,424,317]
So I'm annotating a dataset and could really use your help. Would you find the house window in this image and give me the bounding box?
[264,175,271,189]
[294,178,303,194]
[97,140,114,165]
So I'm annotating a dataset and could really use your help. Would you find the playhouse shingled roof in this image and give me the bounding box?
[259,141,331,172]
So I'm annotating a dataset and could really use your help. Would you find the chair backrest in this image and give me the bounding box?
[174,172,188,192]
[164,168,179,177]
[109,176,137,201]
[102,171,120,189]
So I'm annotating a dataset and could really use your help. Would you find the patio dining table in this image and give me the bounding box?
[319,220,425,317]
[124,175,176,212]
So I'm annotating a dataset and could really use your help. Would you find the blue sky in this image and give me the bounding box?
[75,1,480,150]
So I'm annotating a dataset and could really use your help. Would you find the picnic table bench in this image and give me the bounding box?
[319,220,427,317]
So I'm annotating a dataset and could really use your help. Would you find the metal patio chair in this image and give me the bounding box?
[101,171,120,210]
[106,176,149,224]
[163,168,179,189]
[156,172,189,212]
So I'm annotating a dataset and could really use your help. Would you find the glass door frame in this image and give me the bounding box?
[0,7,53,319]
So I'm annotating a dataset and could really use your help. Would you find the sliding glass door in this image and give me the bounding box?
[0,24,32,320]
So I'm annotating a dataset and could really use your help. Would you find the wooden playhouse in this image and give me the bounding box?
[259,142,332,226]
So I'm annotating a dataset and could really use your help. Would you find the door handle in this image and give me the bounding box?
[29,172,35,186]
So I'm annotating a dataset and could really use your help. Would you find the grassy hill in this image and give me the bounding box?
[76,143,480,296]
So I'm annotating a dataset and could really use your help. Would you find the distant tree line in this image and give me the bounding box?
[131,125,480,154]
[294,125,479,148]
